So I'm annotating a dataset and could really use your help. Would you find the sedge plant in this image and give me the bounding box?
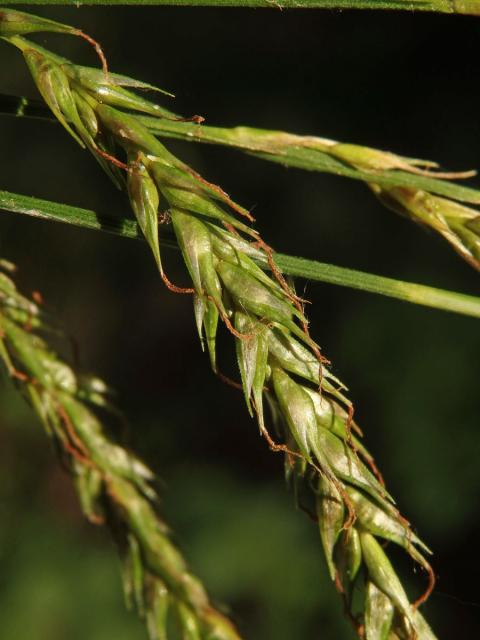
[0,11,440,639]
[2,8,479,640]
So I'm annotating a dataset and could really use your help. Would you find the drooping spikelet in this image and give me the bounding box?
[3,21,438,639]
[0,260,242,640]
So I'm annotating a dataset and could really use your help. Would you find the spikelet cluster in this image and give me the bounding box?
[0,259,241,640]
[2,18,439,638]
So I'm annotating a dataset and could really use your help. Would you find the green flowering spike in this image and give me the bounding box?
[127,159,162,270]
[0,9,74,37]
[316,475,344,581]
[270,366,316,460]
[72,461,104,524]
[145,581,169,640]
[22,50,87,148]
[1,260,242,640]
[365,581,394,640]
[346,487,430,555]
[373,185,480,271]
[360,532,414,628]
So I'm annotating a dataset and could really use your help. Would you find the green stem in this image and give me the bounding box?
[1,0,478,14]
[4,97,478,205]
[2,189,479,319]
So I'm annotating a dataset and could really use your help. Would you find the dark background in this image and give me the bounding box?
[1,6,479,639]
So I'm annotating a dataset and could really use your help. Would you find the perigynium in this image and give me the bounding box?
[0,259,242,640]
[1,12,438,639]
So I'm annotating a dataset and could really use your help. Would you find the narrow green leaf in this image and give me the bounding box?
[2,189,479,319]
[1,0,478,17]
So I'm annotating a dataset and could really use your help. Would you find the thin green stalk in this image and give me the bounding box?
[2,189,479,319]
[3,93,480,270]
[141,118,480,206]
[1,0,480,17]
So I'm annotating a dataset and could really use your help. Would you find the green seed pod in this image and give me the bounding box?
[316,475,344,581]
[450,218,480,262]
[72,460,104,524]
[311,426,390,505]
[408,611,437,640]
[201,609,243,640]
[267,328,319,384]
[121,534,146,615]
[42,355,77,394]
[73,91,99,138]
[235,312,268,425]
[77,373,117,413]
[95,103,167,156]
[23,49,87,147]
[330,143,405,173]
[162,186,251,235]
[206,223,266,263]
[145,580,169,640]
[204,298,220,371]
[335,528,362,584]
[302,386,373,463]
[175,602,202,640]
[0,9,74,37]
[360,532,414,628]
[210,231,286,297]
[59,393,155,496]
[68,65,177,118]
[127,159,162,270]
[365,581,394,640]
[216,261,295,328]
[107,476,189,584]
[170,209,224,312]
[346,486,430,555]
[271,366,316,460]
[0,316,54,388]
[193,294,207,351]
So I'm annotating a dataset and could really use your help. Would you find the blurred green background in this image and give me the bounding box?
[1,6,479,639]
